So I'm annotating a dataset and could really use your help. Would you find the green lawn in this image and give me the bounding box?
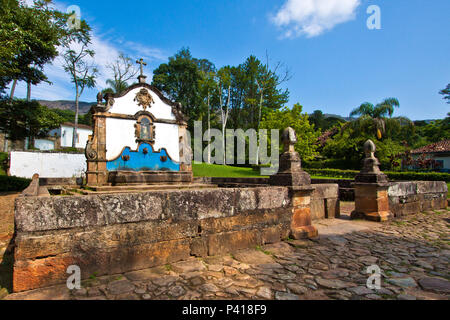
[192,162,267,178]
[192,162,350,180]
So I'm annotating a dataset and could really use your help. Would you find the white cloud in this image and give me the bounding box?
[272,0,361,38]
[11,1,167,101]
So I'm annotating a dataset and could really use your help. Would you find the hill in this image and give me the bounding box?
[38,100,95,114]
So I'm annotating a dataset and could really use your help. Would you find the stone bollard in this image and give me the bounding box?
[269,127,318,239]
[351,140,392,222]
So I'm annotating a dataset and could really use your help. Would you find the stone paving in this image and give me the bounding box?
[4,206,449,300]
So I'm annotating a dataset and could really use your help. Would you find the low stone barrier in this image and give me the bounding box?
[388,181,448,217]
[13,186,299,292]
[194,177,340,220]
[310,179,354,201]
[310,184,340,220]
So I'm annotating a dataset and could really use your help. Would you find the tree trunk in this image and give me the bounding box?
[10,79,17,100]
[207,91,211,164]
[72,86,79,148]
[26,81,31,102]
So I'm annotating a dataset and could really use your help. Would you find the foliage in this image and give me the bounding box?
[260,103,320,161]
[308,110,344,131]
[439,83,450,104]
[152,48,205,128]
[51,108,92,126]
[303,158,357,170]
[103,53,138,94]
[0,0,90,95]
[305,168,450,182]
[346,98,413,140]
[0,175,31,192]
[152,48,290,132]
[413,117,450,145]
[61,21,97,147]
[0,152,8,175]
[0,99,64,142]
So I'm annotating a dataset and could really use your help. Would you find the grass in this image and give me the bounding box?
[310,175,352,180]
[192,162,267,178]
[192,162,348,180]
[256,245,273,257]
[447,183,450,198]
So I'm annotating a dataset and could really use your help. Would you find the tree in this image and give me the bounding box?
[103,53,138,94]
[0,99,63,144]
[260,103,320,161]
[309,110,325,130]
[346,98,413,139]
[216,66,232,164]
[0,0,88,98]
[198,68,217,163]
[439,83,450,103]
[62,35,98,147]
[152,48,205,128]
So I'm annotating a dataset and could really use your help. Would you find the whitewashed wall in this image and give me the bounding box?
[105,118,180,161]
[105,87,180,162]
[10,151,86,178]
[61,126,92,149]
[109,87,176,120]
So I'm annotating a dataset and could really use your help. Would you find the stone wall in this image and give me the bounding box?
[13,186,298,292]
[310,184,340,220]
[388,181,448,217]
[194,177,340,220]
[310,178,354,201]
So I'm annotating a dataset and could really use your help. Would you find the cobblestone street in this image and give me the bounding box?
[5,206,449,300]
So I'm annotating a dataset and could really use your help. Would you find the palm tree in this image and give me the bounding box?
[102,79,129,94]
[345,98,412,139]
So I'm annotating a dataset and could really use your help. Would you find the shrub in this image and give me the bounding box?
[0,175,31,192]
[304,168,450,182]
[0,152,8,175]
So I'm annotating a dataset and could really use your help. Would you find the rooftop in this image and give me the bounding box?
[411,139,450,154]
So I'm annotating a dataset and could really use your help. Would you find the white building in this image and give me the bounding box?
[410,139,450,173]
[47,122,93,149]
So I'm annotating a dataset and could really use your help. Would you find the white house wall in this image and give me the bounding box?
[10,151,86,178]
[61,126,92,148]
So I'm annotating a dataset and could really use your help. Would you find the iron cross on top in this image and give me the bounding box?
[136,58,147,76]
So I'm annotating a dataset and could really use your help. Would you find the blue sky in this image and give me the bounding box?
[13,0,450,120]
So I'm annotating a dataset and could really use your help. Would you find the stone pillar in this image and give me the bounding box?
[269,127,318,239]
[86,102,108,187]
[178,123,193,177]
[291,186,318,238]
[351,140,392,222]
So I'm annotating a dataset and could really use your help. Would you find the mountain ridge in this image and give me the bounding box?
[38,100,95,114]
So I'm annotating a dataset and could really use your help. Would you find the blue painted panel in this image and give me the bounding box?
[107,143,180,172]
